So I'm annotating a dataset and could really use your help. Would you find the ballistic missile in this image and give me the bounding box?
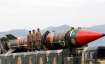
[7,28,105,50]
[44,28,105,49]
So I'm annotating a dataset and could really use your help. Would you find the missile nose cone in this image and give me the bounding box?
[75,29,105,46]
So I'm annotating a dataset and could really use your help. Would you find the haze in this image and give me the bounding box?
[0,0,105,32]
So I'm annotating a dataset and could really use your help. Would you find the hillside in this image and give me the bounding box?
[0,29,28,37]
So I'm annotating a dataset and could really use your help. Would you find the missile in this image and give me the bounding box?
[6,28,105,50]
[44,28,105,49]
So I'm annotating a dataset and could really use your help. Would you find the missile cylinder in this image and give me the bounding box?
[5,28,105,50]
[43,28,105,49]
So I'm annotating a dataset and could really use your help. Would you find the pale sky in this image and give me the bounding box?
[0,0,105,32]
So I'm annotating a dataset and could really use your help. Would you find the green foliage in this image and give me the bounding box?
[0,34,17,41]
[1,37,8,42]
[6,34,17,40]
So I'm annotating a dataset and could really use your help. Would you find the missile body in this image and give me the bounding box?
[43,28,105,50]
[7,28,105,50]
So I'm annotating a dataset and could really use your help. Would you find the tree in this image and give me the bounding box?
[0,34,17,53]
[6,34,17,40]
[1,37,8,42]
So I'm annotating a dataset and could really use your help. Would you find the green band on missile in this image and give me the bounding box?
[70,29,79,45]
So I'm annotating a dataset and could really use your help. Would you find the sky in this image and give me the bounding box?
[0,0,105,32]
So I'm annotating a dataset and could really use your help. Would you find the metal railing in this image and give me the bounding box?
[0,50,101,64]
[0,50,63,64]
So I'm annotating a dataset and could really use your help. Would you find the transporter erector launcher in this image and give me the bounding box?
[3,27,105,52]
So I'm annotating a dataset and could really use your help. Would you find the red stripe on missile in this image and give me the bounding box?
[75,29,105,46]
